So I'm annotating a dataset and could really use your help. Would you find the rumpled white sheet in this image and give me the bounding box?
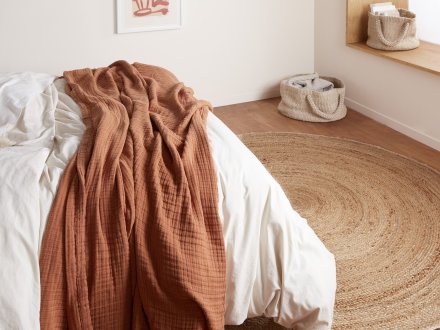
[38,79,84,252]
[0,74,336,330]
[208,115,336,329]
[0,75,56,329]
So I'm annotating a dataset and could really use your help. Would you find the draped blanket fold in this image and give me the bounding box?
[39,61,226,329]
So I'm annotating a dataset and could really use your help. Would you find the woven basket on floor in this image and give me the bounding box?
[278,76,347,123]
[367,9,419,51]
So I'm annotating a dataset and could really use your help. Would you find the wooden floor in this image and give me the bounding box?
[214,98,440,172]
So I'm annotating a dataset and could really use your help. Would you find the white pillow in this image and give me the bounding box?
[0,72,55,145]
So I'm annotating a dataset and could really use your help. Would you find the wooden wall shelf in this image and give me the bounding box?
[348,41,440,76]
[346,0,440,76]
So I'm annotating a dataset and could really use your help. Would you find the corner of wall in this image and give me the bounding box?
[314,0,440,152]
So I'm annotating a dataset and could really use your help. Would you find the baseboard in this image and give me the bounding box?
[345,97,440,152]
[212,87,280,108]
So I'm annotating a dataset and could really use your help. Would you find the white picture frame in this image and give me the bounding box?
[117,0,182,34]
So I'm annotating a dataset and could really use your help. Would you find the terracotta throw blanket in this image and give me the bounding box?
[40,61,226,329]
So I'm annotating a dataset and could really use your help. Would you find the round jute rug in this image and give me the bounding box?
[231,133,440,330]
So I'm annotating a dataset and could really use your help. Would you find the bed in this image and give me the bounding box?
[0,62,336,329]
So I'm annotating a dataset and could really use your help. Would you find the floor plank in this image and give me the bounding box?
[214,98,440,172]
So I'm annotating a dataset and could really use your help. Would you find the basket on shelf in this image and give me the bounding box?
[367,9,419,51]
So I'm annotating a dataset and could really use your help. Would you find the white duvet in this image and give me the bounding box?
[0,73,336,330]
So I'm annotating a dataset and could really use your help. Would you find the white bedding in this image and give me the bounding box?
[0,74,336,329]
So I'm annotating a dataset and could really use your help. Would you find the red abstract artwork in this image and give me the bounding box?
[132,0,169,16]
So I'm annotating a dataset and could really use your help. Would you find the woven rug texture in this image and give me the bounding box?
[226,132,440,330]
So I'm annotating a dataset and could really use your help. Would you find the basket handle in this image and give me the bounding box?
[376,19,410,47]
[306,94,345,120]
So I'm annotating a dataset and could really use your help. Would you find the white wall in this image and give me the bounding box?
[315,0,440,151]
[0,0,314,107]
[409,0,440,45]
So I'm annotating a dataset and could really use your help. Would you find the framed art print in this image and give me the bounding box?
[117,0,182,33]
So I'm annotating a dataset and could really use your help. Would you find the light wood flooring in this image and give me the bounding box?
[214,98,440,172]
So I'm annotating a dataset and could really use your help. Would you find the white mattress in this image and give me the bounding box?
[0,74,336,329]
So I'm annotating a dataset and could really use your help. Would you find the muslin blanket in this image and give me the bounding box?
[39,61,226,329]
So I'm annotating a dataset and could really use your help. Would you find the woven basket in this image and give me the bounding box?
[367,9,419,51]
[278,76,347,123]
